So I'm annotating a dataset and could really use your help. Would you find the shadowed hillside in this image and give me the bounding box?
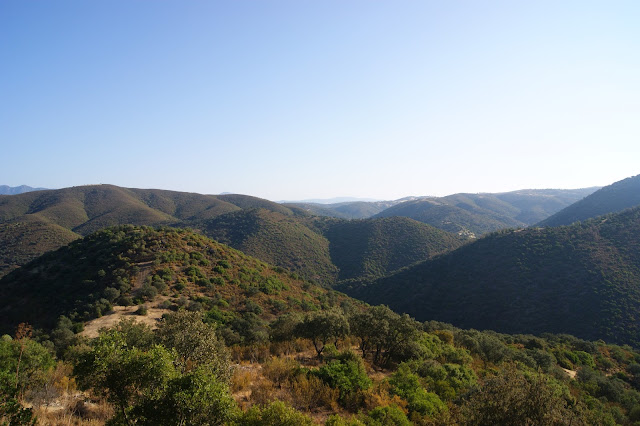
[322,217,464,281]
[341,206,640,347]
[539,174,640,227]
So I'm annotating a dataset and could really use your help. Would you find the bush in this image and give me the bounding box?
[313,352,371,405]
[239,401,314,425]
[364,405,411,426]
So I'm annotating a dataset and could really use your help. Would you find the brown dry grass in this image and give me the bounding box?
[80,302,171,338]
[33,394,113,426]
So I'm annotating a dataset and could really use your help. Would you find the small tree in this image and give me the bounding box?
[156,311,230,380]
[296,310,349,359]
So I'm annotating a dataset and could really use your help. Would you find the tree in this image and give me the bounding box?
[296,310,349,358]
[0,372,34,426]
[141,366,236,426]
[74,329,176,425]
[156,311,230,380]
[350,306,421,366]
[458,364,581,425]
[75,320,236,426]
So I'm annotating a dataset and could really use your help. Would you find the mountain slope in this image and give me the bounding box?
[340,206,640,347]
[322,217,464,281]
[0,185,295,278]
[0,185,465,285]
[195,209,339,284]
[0,218,80,277]
[0,225,352,335]
[539,174,640,227]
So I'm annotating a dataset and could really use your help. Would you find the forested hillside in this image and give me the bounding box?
[0,225,351,337]
[0,185,464,285]
[540,174,640,227]
[341,206,640,347]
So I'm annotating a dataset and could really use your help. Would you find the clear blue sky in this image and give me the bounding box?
[2,1,639,200]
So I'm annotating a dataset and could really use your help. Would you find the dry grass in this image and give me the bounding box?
[80,303,171,338]
[33,394,113,426]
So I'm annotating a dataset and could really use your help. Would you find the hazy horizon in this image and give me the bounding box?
[2,1,639,200]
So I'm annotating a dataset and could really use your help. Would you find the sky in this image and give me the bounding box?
[1,1,639,201]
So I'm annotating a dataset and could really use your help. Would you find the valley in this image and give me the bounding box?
[1,174,640,425]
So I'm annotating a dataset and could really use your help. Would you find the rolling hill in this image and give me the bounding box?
[0,225,353,335]
[322,217,464,281]
[0,185,299,278]
[373,188,597,236]
[340,206,640,347]
[194,209,339,284]
[539,174,640,227]
[0,185,464,285]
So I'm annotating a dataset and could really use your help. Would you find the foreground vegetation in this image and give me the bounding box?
[4,303,640,425]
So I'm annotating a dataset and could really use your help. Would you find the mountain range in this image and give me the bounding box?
[0,184,48,195]
[2,174,640,347]
[0,185,463,283]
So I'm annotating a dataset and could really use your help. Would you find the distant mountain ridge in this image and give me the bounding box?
[0,185,47,195]
[374,188,599,236]
[279,196,381,204]
[538,174,640,227]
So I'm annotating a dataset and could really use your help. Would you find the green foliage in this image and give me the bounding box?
[237,400,314,425]
[296,310,350,358]
[364,405,411,426]
[457,364,579,425]
[0,372,35,426]
[349,305,421,366]
[312,352,372,405]
[156,311,230,379]
[141,366,236,426]
[388,364,446,416]
[343,206,640,347]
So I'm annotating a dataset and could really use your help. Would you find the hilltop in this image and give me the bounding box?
[0,225,353,337]
[0,185,464,285]
[340,206,640,347]
[0,185,298,277]
[539,174,640,227]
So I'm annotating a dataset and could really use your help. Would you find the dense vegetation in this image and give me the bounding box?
[540,174,640,227]
[0,226,353,339]
[321,217,463,281]
[196,209,339,284]
[374,188,597,236]
[4,301,640,424]
[0,219,79,277]
[341,206,640,347]
[0,186,464,285]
